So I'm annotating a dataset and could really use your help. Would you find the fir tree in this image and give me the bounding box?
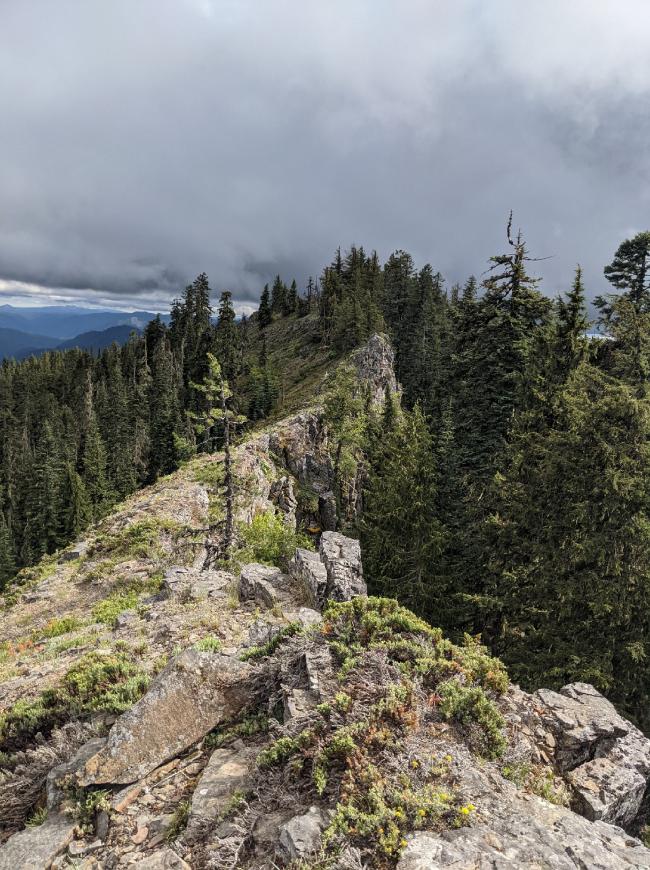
[362,406,446,618]
[258,284,272,329]
[215,290,240,382]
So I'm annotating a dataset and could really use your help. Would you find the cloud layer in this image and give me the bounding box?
[1,0,649,311]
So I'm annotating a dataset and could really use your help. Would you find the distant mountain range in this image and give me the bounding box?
[0,304,169,361]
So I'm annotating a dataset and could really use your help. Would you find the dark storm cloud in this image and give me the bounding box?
[1,0,649,311]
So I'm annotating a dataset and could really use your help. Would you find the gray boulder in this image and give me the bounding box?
[0,813,76,870]
[535,682,650,828]
[79,651,255,785]
[239,563,287,608]
[185,744,256,840]
[278,805,329,861]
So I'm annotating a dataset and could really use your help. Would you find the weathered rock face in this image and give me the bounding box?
[350,332,400,406]
[288,547,328,608]
[278,806,330,862]
[239,563,289,609]
[79,652,256,786]
[185,744,256,842]
[534,682,650,828]
[319,531,366,601]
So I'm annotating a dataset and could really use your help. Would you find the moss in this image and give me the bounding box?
[0,651,149,752]
[239,621,303,661]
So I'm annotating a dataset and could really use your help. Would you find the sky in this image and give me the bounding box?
[1,1,649,314]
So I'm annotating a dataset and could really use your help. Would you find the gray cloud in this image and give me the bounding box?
[1,0,649,312]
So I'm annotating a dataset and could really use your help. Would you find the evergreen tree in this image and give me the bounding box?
[188,353,246,558]
[215,290,240,382]
[284,279,298,315]
[271,275,287,315]
[600,230,650,311]
[487,360,650,727]
[258,284,272,329]
[362,406,446,618]
[0,505,15,588]
[60,463,92,540]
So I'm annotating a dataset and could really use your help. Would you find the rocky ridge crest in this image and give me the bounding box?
[0,335,650,869]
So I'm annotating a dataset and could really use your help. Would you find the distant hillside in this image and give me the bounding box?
[0,327,58,359]
[54,324,141,353]
[0,303,166,340]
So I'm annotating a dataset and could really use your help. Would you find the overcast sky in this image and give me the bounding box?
[1,1,649,313]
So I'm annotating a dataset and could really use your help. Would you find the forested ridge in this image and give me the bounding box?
[3,223,650,727]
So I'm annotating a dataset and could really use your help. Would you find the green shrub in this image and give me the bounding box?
[38,616,83,639]
[438,682,506,759]
[26,807,48,827]
[166,799,191,841]
[205,713,269,750]
[236,510,313,569]
[92,590,139,627]
[0,651,149,751]
[194,635,222,652]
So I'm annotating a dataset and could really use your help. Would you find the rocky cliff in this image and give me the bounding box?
[1,335,650,869]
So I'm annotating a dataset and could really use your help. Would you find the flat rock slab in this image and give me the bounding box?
[0,813,75,870]
[186,745,256,838]
[79,651,254,786]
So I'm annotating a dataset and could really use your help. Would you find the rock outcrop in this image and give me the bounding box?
[79,652,257,786]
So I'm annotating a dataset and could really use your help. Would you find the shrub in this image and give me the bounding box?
[240,622,302,661]
[92,590,139,627]
[236,510,313,569]
[0,651,149,751]
[438,682,506,758]
[194,635,222,652]
[38,616,83,639]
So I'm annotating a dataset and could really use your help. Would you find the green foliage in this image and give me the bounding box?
[236,510,313,569]
[73,788,111,833]
[90,517,181,562]
[26,807,48,827]
[0,651,149,751]
[166,799,191,842]
[92,589,139,626]
[38,615,84,639]
[438,682,506,759]
[193,635,222,652]
[204,712,269,750]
